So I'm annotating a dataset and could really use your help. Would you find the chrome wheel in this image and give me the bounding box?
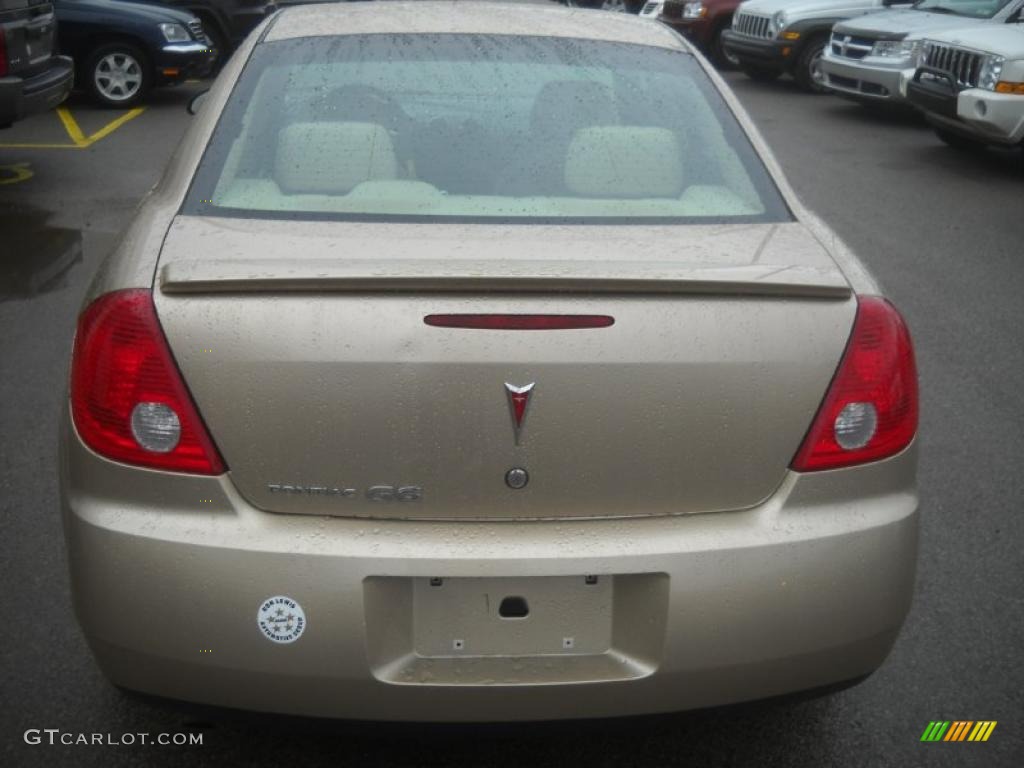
[795,40,831,93]
[808,47,830,92]
[94,52,143,103]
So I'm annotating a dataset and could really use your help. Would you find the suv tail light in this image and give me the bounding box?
[0,29,9,78]
[70,289,225,475]
[791,296,917,472]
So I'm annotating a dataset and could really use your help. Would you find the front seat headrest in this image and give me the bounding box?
[275,121,399,195]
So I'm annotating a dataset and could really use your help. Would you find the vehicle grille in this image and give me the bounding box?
[641,1,660,14]
[923,42,982,89]
[187,19,209,45]
[829,33,874,61]
[733,12,773,40]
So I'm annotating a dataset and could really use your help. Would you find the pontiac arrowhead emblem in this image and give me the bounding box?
[504,382,535,445]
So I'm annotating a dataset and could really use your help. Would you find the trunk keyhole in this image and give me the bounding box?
[498,596,529,619]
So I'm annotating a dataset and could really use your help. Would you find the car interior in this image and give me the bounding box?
[209,66,767,218]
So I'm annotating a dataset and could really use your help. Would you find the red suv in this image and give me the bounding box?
[639,0,741,68]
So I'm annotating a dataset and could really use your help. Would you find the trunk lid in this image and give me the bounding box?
[154,217,855,521]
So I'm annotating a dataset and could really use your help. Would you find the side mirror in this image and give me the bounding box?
[187,89,210,116]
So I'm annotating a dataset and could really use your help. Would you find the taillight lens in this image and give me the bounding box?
[70,289,225,475]
[791,296,917,472]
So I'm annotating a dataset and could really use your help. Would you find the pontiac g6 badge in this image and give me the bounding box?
[505,382,535,445]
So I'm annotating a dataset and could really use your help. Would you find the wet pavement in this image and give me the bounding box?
[0,207,82,299]
[1,70,1023,768]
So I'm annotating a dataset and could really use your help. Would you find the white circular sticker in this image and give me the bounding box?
[257,596,306,644]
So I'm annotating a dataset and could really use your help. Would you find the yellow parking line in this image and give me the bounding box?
[57,107,90,147]
[0,142,85,149]
[0,162,34,185]
[86,107,146,144]
[0,106,145,150]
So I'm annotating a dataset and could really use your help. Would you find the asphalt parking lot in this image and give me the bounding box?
[2,67,1023,768]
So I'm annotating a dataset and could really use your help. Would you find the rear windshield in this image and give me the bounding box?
[184,34,791,224]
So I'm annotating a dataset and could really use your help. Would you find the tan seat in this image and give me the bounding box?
[564,126,684,199]
[275,121,399,195]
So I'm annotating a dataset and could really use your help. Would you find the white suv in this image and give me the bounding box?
[823,1,1024,104]
[906,25,1024,152]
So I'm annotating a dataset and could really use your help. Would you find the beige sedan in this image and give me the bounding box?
[61,2,919,721]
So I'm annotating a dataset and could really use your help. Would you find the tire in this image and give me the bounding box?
[710,22,741,70]
[934,128,984,152]
[740,65,782,83]
[794,37,830,94]
[85,43,151,108]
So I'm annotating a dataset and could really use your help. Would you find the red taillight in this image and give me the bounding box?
[70,289,225,475]
[424,314,615,330]
[790,296,917,472]
[0,29,9,78]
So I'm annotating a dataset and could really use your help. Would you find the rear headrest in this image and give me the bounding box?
[564,126,684,199]
[275,122,398,195]
[530,80,618,141]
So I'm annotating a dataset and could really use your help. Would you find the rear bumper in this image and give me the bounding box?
[821,53,906,102]
[62,419,918,721]
[0,55,73,127]
[908,75,1024,146]
[720,31,789,71]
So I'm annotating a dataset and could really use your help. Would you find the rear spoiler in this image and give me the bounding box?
[159,260,852,299]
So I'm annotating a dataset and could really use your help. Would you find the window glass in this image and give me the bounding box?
[185,34,791,224]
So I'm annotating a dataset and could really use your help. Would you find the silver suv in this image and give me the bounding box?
[823,0,1024,104]
[906,24,1024,152]
[722,0,917,92]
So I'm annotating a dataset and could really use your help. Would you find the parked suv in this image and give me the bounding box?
[906,25,1024,154]
[155,0,277,63]
[0,0,73,128]
[823,0,1024,104]
[639,0,743,68]
[722,0,916,92]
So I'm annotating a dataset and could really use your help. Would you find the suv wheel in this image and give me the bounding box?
[86,43,150,108]
[794,38,831,93]
[711,23,741,70]
[740,65,781,83]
